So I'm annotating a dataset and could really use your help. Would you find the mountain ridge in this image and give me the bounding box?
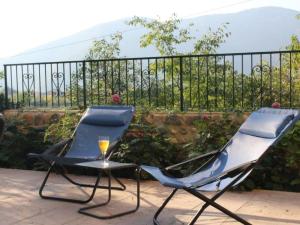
[1,6,299,66]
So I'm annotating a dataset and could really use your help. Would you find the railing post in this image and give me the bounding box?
[4,65,8,109]
[179,57,184,111]
[82,61,87,109]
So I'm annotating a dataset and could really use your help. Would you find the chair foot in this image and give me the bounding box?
[151,188,251,225]
[39,167,101,204]
[153,189,178,225]
[187,189,251,225]
[61,170,127,191]
[78,168,140,220]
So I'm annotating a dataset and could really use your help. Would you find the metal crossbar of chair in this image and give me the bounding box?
[37,148,127,204]
[153,162,255,225]
[145,108,300,225]
[29,105,135,204]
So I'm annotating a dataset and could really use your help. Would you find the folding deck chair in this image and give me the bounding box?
[141,108,300,225]
[28,105,135,204]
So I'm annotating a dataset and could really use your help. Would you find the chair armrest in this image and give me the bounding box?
[27,138,72,159]
[191,160,257,188]
[165,139,233,172]
[165,150,219,171]
[42,138,72,156]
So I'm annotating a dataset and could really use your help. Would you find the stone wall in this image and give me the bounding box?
[2,109,249,144]
[2,109,76,127]
[142,112,248,144]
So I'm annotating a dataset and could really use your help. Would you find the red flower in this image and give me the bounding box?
[202,115,209,121]
[271,102,280,109]
[112,94,121,104]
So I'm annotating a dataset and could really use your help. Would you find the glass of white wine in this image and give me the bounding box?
[98,136,109,166]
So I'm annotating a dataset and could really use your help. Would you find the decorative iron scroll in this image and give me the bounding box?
[142,68,156,90]
[252,64,271,74]
[51,72,65,97]
[22,73,34,96]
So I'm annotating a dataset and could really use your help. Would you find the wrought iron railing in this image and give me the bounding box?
[2,50,300,111]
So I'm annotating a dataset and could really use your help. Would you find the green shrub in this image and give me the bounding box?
[189,112,244,156]
[112,123,186,177]
[252,122,300,192]
[1,110,299,191]
[0,116,50,169]
[188,113,300,192]
[44,111,82,143]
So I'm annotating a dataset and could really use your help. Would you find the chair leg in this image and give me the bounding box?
[39,165,101,204]
[112,175,126,190]
[187,185,232,224]
[187,202,209,225]
[153,189,178,225]
[187,166,255,225]
[188,189,251,225]
[78,168,140,220]
[60,169,126,191]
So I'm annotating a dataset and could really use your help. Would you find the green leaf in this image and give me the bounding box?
[290,178,300,186]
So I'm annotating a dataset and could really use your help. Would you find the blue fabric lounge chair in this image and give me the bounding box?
[141,108,300,225]
[28,105,135,204]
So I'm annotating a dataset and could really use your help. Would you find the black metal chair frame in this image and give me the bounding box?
[32,138,128,204]
[147,108,300,225]
[78,166,141,219]
[151,146,258,225]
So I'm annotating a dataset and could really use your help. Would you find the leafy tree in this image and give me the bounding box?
[128,14,193,56]
[86,32,123,60]
[67,32,125,106]
[128,14,230,55]
[193,24,230,54]
[286,35,300,51]
[280,15,300,108]
[0,71,3,89]
[127,14,231,110]
[60,14,300,111]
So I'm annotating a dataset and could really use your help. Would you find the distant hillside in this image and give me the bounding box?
[1,6,299,66]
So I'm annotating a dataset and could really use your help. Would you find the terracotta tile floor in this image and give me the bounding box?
[0,168,299,225]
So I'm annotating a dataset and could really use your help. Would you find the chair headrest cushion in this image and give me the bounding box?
[81,108,132,126]
[239,110,294,138]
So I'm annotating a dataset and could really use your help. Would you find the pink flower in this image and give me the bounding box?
[202,115,209,121]
[112,94,121,104]
[271,102,280,109]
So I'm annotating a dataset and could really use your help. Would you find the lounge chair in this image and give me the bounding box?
[141,108,300,225]
[28,105,135,204]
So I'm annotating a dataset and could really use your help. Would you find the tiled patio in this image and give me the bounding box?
[0,168,299,225]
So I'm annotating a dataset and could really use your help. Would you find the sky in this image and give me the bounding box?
[0,0,299,59]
